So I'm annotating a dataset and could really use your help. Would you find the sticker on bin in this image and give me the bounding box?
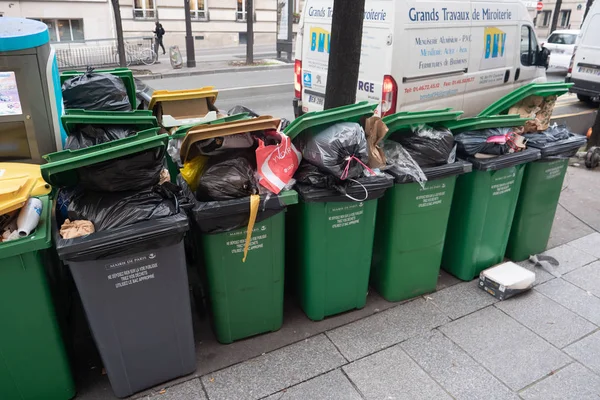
[226,224,269,255]
[105,252,160,289]
[329,203,364,229]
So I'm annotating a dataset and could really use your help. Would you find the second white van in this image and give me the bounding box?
[293,0,548,118]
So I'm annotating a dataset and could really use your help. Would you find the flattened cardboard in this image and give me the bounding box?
[180,116,281,162]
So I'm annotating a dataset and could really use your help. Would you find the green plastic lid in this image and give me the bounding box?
[0,195,52,259]
[478,82,574,116]
[276,189,299,206]
[283,101,377,140]
[443,115,532,134]
[60,68,137,110]
[61,110,158,136]
[382,109,463,138]
[41,128,168,187]
[171,113,251,139]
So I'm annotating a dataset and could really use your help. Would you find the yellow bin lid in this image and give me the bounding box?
[148,87,219,110]
[0,163,51,216]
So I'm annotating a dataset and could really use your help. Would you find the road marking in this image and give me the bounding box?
[219,83,293,92]
[551,109,598,119]
[554,100,587,108]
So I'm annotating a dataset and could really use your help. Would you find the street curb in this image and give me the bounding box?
[133,63,293,80]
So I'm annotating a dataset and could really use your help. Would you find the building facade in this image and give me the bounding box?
[0,0,305,50]
[524,0,590,38]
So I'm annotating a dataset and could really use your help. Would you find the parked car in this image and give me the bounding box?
[566,0,600,104]
[542,29,579,71]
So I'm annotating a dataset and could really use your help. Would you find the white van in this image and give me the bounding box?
[566,0,600,103]
[293,0,548,118]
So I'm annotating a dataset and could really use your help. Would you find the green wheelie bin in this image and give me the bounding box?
[185,118,298,344]
[0,164,75,400]
[370,109,472,302]
[60,67,137,110]
[283,102,393,321]
[440,116,541,281]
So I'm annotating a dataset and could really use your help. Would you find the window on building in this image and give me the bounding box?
[35,19,84,42]
[559,10,571,28]
[538,10,552,27]
[237,0,246,21]
[134,0,155,19]
[520,25,539,66]
[191,0,207,20]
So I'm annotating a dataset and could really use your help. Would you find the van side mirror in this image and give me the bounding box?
[538,47,551,69]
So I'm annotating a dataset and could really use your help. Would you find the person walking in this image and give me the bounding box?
[154,21,166,55]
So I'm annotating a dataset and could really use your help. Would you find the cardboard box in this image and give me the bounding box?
[479,262,535,300]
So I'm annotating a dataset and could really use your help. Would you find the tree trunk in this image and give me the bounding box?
[111,0,127,68]
[587,106,600,149]
[184,0,196,67]
[324,0,366,109]
[246,0,254,64]
[550,0,563,33]
[584,0,595,22]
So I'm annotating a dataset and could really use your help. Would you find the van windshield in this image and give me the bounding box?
[547,33,577,45]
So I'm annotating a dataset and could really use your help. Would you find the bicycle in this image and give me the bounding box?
[114,41,157,66]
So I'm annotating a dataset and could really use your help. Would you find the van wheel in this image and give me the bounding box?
[578,94,595,104]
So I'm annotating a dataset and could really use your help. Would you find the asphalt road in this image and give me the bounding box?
[142,68,598,132]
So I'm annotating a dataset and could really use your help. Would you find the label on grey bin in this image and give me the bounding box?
[105,252,159,289]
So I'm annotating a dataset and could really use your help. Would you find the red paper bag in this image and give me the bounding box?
[256,131,302,194]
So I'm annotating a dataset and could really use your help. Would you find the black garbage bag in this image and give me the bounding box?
[381,140,427,185]
[396,126,455,167]
[196,152,259,201]
[294,161,340,189]
[77,148,164,192]
[62,67,132,111]
[227,105,259,117]
[67,185,179,231]
[523,124,572,145]
[454,127,519,156]
[65,125,136,150]
[300,122,369,180]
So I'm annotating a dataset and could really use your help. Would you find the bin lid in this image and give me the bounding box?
[171,113,251,139]
[0,164,51,215]
[382,109,463,138]
[148,87,219,110]
[443,115,532,133]
[180,116,281,162]
[41,128,168,188]
[0,195,52,258]
[478,82,573,116]
[60,68,137,110]
[283,101,377,140]
[467,148,541,171]
[61,110,158,136]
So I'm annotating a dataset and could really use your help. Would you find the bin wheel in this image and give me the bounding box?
[585,147,600,169]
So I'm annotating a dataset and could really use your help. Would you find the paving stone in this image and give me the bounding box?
[343,343,451,400]
[146,379,206,400]
[440,307,570,391]
[547,205,595,249]
[495,291,597,348]
[540,243,597,277]
[567,232,600,258]
[326,298,450,361]
[516,260,556,286]
[564,261,600,298]
[201,334,346,400]
[427,280,498,320]
[520,363,600,400]
[564,331,600,376]
[264,370,362,400]
[536,278,600,326]
[401,330,518,400]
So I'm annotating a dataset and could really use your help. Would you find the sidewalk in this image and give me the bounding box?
[130,45,293,79]
[74,164,600,400]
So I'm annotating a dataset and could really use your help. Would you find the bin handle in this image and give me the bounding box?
[344,179,369,202]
